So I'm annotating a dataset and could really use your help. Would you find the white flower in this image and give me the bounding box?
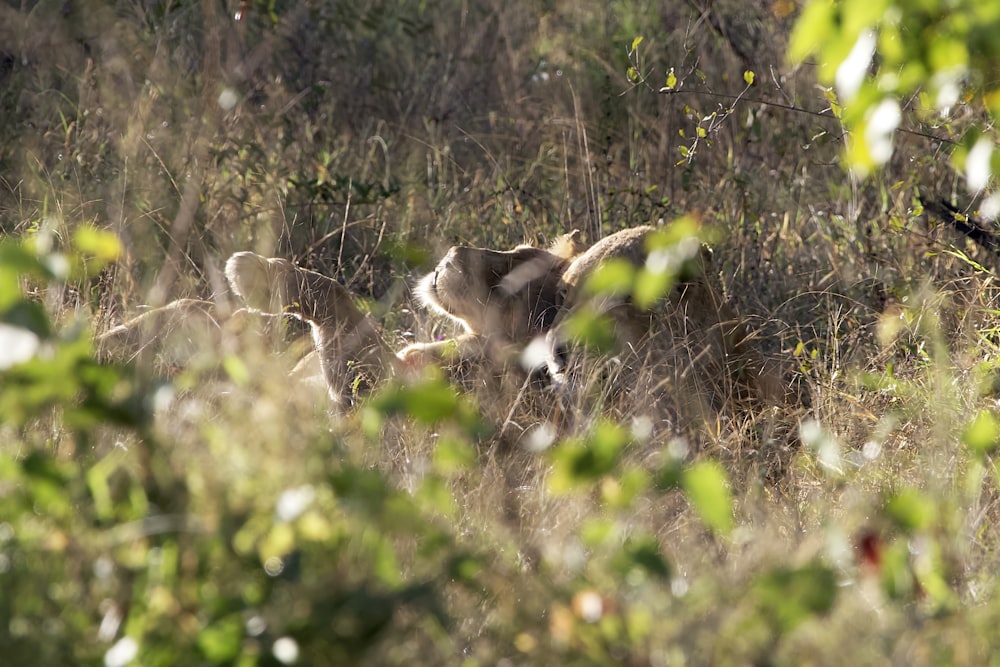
[836,30,876,103]
[0,324,40,370]
[966,138,994,192]
[276,485,316,523]
[104,636,138,667]
[864,98,901,167]
[273,636,300,664]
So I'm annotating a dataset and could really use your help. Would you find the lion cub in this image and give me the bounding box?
[224,252,395,403]
[397,231,584,368]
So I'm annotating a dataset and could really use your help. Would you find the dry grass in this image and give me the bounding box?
[4,0,1000,665]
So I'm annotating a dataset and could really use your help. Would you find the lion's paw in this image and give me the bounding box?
[396,343,436,371]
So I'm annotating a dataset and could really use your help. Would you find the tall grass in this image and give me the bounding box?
[2,0,1000,664]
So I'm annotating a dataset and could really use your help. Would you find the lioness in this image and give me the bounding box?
[548,225,786,407]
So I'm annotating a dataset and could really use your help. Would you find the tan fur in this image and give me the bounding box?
[398,236,579,367]
[553,226,786,406]
[119,226,783,414]
[224,252,395,403]
[405,226,785,406]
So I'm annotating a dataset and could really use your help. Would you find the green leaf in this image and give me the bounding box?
[627,66,640,83]
[222,355,250,386]
[433,436,477,473]
[600,465,649,508]
[373,535,403,586]
[1,300,52,338]
[417,476,456,518]
[197,614,243,662]
[788,0,835,63]
[753,562,838,633]
[630,35,644,53]
[0,242,52,280]
[73,226,122,265]
[548,420,629,492]
[743,69,755,86]
[580,517,617,546]
[368,377,482,431]
[664,69,678,90]
[448,553,483,585]
[583,258,635,297]
[682,460,733,536]
[633,267,676,311]
[884,487,936,533]
[563,307,617,354]
[962,409,1000,455]
[614,534,671,580]
[654,459,684,490]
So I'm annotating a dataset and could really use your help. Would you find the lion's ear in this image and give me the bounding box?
[549,229,586,260]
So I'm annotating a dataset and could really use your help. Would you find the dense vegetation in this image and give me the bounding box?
[3,0,1000,664]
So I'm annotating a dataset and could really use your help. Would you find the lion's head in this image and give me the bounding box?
[415,232,583,343]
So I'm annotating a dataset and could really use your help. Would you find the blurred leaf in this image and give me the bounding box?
[682,460,733,536]
[633,267,676,311]
[20,451,74,518]
[752,562,838,633]
[433,436,476,474]
[788,0,835,63]
[0,243,53,297]
[448,553,483,585]
[563,307,617,354]
[962,409,1000,456]
[601,465,649,508]
[614,534,670,581]
[548,420,630,493]
[196,614,243,663]
[381,236,432,269]
[583,258,635,297]
[222,355,250,386]
[417,476,456,518]
[654,459,684,490]
[743,70,755,86]
[368,377,483,433]
[580,517,617,546]
[330,467,425,535]
[884,487,936,533]
[881,540,918,601]
[85,456,118,522]
[630,35,644,53]
[260,523,296,563]
[374,536,403,586]
[73,226,122,266]
[2,301,52,338]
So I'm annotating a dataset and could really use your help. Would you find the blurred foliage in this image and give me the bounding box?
[790,0,1000,196]
[3,0,1000,665]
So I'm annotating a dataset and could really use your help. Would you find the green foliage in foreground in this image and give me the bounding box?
[790,0,1000,184]
[3,230,1000,665]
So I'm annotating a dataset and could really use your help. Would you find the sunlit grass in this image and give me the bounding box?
[2,0,1000,665]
